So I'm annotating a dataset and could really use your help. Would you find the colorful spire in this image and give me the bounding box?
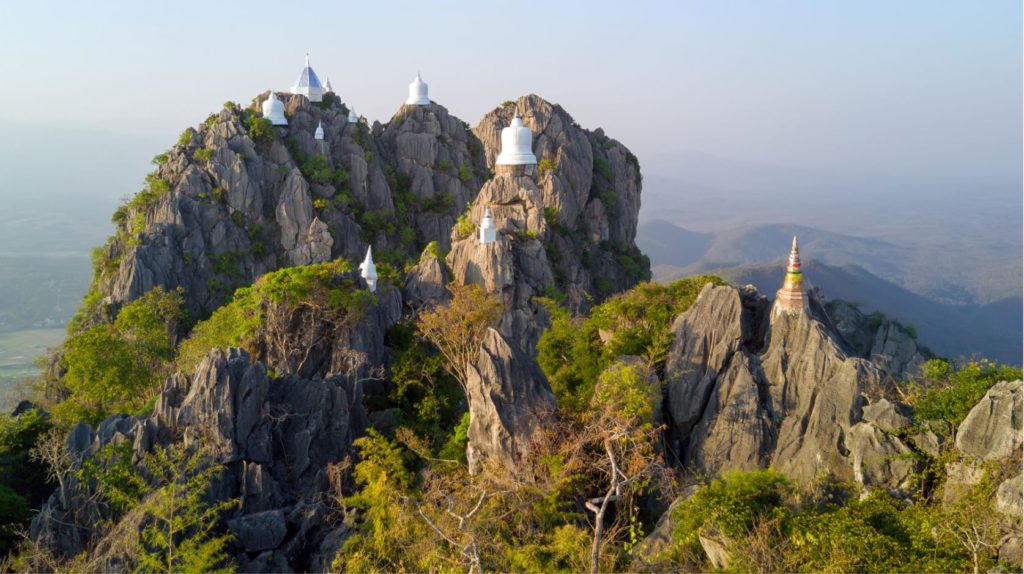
[774,235,808,315]
[783,235,802,290]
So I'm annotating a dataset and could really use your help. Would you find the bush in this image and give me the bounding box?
[177,128,195,147]
[911,358,1021,430]
[177,259,372,371]
[454,207,475,240]
[194,147,215,163]
[457,164,472,182]
[538,157,556,177]
[243,115,275,142]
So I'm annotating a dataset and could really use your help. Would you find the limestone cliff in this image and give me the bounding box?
[664,283,919,494]
[31,349,360,572]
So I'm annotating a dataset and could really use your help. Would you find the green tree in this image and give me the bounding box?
[416,283,503,396]
[57,287,184,425]
[136,444,236,574]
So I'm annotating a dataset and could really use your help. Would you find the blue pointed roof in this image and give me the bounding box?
[294,54,322,89]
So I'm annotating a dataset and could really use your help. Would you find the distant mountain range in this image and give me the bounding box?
[638,219,1022,364]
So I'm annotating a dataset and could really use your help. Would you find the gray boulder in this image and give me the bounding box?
[955,380,1022,461]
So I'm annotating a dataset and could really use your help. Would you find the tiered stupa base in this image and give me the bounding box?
[774,287,808,315]
[495,164,537,177]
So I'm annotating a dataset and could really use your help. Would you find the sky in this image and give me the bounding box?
[1,0,1020,189]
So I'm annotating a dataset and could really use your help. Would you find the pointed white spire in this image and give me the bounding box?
[262,91,287,126]
[314,120,324,140]
[324,76,334,94]
[359,246,378,292]
[405,72,430,105]
[347,107,358,124]
[480,207,496,244]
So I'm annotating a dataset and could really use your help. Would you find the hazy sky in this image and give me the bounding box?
[1,1,1020,186]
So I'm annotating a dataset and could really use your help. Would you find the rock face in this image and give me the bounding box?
[465,328,557,474]
[31,348,362,572]
[664,283,919,493]
[824,299,928,378]
[376,102,487,252]
[955,379,1023,461]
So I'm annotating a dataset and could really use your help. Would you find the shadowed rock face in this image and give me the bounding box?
[664,283,919,493]
[376,103,488,252]
[31,348,364,572]
[465,328,557,474]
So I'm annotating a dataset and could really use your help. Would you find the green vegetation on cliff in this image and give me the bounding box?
[538,275,725,411]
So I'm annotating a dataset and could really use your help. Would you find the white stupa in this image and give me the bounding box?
[314,120,324,140]
[347,107,358,124]
[479,207,496,244]
[324,76,334,94]
[405,73,430,105]
[291,53,324,102]
[359,246,378,293]
[262,92,288,126]
[495,112,537,166]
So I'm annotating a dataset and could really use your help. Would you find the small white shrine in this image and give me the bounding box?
[405,73,430,105]
[314,120,324,140]
[291,53,324,103]
[324,77,334,94]
[262,92,288,126]
[480,207,496,244]
[347,107,358,124]
[495,112,537,166]
[359,246,378,293]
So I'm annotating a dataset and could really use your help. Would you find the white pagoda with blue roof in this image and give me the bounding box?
[291,53,324,102]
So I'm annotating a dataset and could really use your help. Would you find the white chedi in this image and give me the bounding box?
[347,107,358,124]
[359,246,378,293]
[314,120,324,140]
[291,53,324,102]
[262,92,288,126]
[324,76,334,94]
[480,207,496,244]
[405,72,430,105]
[495,112,537,166]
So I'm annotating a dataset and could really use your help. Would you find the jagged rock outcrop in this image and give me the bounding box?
[31,348,362,572]
[402,248,451,309]
[664,283,919,493]
[824,299,928,378]
[465,328,557,474]
[376,102,487,251]
[473,95,649,314]
[95,94,388,319]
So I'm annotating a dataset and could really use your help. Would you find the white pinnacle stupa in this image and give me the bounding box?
[347,107,358,124]
[359,246,378,293]
[479,207,496,244]
[291,53,324,102]
[495,112,537,166]
[314,120,324,140]
[405,73,430,105]
[324,76,334,94]
[262,92,288,126]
